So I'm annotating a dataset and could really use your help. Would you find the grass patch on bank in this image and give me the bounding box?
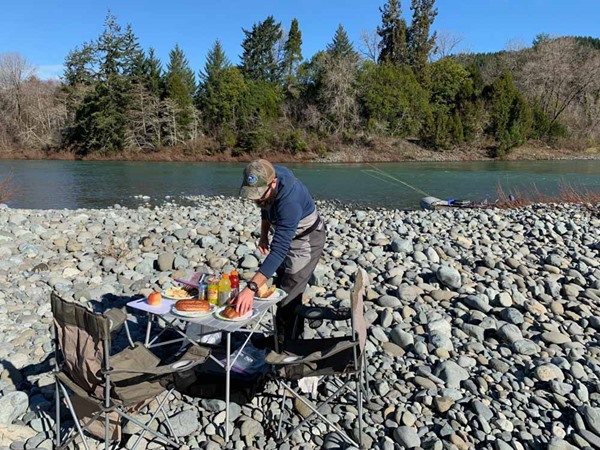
[0,173,13,203]
[495,181,600,210]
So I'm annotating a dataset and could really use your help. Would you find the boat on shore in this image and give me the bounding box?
[420,196,479,210]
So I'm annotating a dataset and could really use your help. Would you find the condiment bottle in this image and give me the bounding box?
[207,278,219,305]
[218,274,231,306]
[230,271,240,299]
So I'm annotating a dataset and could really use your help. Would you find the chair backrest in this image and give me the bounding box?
[350,269,368,353]
[51,292,111,399]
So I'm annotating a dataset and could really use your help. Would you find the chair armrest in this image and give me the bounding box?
[104,308,127,333]
[294,305,351,322]
[106,344,210,377]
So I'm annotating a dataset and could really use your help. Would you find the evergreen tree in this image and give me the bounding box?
[197,41,244,135]
[282,18,303,91]
[359,62,430,136]
[144,48,164,98]
[377,0,409,65]
[487,72,533,156]
[164,44,197,142]
[67,12,134,154]
[121,24,145,79]
[407,0,438,83]
[63,42,96,87]
[198,40,231,86]
[240,16,283,83]
[326,24,358,60]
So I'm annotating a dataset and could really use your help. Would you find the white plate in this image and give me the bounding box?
[214,306,258,322]
[171,303,215,318]
[162,288,196,301]
[254,288,286,301]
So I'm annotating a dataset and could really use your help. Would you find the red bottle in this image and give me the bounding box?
[230,270,240,298]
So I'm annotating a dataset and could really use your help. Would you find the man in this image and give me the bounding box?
[235,159,326,343]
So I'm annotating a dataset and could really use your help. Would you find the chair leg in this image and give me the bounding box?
[357,371,364,449]
[277,380,358,447]
[118,389,179,450]
[276,380,287,439]
[58,382,92,450]
[362,354,371,401]
[55,380,61,449]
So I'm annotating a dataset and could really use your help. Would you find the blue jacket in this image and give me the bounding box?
[259,166,316,277]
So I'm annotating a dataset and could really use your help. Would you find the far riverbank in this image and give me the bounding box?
[1,139,599,164]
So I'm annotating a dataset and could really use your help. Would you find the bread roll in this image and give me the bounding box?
[222,306,241,319]
[175,300,210,312]
[258,284,276,298]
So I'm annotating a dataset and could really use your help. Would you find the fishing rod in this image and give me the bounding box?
[362,164,431,197]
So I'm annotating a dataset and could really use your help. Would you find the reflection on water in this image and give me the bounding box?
[0,159,599,210]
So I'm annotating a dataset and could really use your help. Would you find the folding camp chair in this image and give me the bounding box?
[51,292,210,450]
[265,268,370,448]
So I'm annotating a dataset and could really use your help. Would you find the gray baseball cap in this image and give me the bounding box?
[239,159,276,200]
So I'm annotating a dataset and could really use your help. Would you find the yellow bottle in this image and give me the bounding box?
[218,274,231,306]
[207,278,219,305]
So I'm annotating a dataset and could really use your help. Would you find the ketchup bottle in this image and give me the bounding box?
[230,270,240,299]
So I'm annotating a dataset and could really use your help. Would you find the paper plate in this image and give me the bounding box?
[214,306,258,322]
[254,288,286,301]
[162,288,196,301]
[171,303,215,318]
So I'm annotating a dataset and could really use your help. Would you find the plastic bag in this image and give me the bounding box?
[224,343,268,376]
[184,322,222,346]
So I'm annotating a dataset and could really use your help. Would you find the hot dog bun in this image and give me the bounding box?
[222,306,241,319]
[175,300,211,312]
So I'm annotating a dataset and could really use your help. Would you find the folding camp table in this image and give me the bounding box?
[126,294,285,442]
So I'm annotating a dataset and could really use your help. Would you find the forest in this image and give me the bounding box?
[0,0,599,160]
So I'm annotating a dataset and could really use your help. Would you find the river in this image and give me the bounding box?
[0,159,599,210]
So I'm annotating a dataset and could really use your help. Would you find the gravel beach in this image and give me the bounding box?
[0,197,599,450]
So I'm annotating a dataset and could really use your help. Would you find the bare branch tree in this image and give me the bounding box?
[359,29,380,63]
[0,53,36,122]
[432,30,464,60]
[519,38,600,138]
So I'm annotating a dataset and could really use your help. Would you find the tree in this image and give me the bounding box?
[428,59,471,147]
[197,42,247,136]
[164,44,197,142]
[319,52,360,133]
[407,0,438,83]
[377,0,409,65]
[282,19,303,92]
[144,48,164,98]
[66,13,135,154]
[520,38,600,138]
[486,72,533,155]
[0,53,36,123]
[359,62,430,136]
[360,29,380,63]
[327,24,358,61]
[432,30,464,60]
[240,16,283,83]
[532,33,551,48]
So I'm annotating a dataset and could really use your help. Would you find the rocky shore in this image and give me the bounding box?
[0,198,599,450]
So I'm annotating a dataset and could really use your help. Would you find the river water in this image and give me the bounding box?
[0,159,598,210]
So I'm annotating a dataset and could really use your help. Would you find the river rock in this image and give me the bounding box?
[436,266,461,289]
[0,392,29,425]
[393,426,420,448]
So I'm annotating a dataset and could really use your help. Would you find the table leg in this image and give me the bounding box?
[225,331,231,443]
[145,313,153,347]
[271,304,279,353]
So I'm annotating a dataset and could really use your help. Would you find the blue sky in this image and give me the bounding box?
[2,0,599,80]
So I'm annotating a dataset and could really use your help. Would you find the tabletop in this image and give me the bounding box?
[127,297,281,333]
